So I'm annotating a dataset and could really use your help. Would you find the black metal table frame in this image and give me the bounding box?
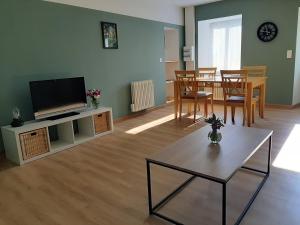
[146,135,272,225]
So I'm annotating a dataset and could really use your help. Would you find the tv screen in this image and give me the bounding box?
[30,77,87,119]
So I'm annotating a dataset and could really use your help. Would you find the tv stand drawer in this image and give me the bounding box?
[19,128,50,160]
[94,112,109,134]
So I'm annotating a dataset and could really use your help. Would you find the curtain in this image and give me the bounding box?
[211,18,242,71]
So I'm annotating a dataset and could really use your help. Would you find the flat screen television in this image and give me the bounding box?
[30,77,87,119]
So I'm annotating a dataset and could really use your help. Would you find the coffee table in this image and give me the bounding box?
[146,125,273,225]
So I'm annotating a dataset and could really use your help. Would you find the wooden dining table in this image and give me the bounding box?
[173,76,267,127]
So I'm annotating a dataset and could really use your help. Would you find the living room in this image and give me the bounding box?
[1,0,300,225]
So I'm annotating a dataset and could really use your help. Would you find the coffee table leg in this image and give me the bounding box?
[267,135,272,174]
[222,183,227,225]
[146,160,153,215]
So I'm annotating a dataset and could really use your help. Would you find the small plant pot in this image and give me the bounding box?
[208,130,222,144]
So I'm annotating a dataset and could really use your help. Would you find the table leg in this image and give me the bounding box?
[247,82,253,127]
[222,183,226,225]
[267,135,272,174]
[174,82,178,119]
[259,83,266,118]
[146,161,153,215]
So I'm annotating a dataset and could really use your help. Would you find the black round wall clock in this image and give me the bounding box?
[257,22,278,42]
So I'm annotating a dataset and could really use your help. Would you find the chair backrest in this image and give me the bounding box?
[177,80,198,99]
[242,65,267,77]
[221,70,248,100]
[175,70,196,81]
[198,67,217,78]
[197,68,216,91]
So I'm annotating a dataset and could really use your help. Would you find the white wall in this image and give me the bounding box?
[293,7,300,105]
[185,6,195,69]
[45,0,184,25]
[198,21,212,67]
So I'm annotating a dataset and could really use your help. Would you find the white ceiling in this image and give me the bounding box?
[173,0,221,7]
[45,0,222,25]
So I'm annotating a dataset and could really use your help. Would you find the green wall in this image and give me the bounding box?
[195,0,300,105]
[0,0,184,151]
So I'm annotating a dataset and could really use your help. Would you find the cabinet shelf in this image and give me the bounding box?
[74,133,93,144]
[51,140,73,151]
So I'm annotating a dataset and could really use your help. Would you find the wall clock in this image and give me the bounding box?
[257,22,278,42]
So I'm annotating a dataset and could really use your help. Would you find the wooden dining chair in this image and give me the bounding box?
[221,70,257,125]
[198,67,216,106]
[175,70,197,80]
[243,65,267,116]
[198,67,217,78]
[242,65,267,77]
[175,70,196,116]
[175,70,213,122]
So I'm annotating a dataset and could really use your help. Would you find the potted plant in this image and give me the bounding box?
[205,113,224,144]
[87,89,101,109]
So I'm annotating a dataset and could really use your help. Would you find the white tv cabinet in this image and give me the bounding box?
[1,107,113,165]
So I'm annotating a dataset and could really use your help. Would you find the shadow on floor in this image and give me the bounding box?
[0,158,16,172]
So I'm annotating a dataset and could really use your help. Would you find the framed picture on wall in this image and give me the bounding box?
[101,22,118,49]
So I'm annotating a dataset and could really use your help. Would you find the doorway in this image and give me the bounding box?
[164,27,179,102]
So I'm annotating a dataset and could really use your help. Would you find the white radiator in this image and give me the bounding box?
[204,83,223,100]
[214,83,224,100]
[131,80,155,112]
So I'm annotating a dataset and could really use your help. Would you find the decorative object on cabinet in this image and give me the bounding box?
[10,107,24,127]
[87,89,101,109]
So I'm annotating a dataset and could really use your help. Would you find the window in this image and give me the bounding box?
[198,15,242,72]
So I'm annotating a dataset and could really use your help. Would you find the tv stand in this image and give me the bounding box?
[1,107,113,165]
[47,111,80,120]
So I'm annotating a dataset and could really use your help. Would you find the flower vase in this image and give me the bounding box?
[91,98,99,109]
[208,129,222,144]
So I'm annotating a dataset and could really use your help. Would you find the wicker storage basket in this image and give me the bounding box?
[19,128,49,160]
[94,112,109,134]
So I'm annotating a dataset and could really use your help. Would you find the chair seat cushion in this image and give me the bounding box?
[226,96,258,103]
[197,91,213,97]
[182,91,212,99]
[226,96,245,103]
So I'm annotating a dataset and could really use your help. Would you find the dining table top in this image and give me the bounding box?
[172,75,267,83]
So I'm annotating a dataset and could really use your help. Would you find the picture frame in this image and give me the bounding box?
[101,22,118,49]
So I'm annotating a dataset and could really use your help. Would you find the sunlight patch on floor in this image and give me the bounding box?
[273,124,300,173]
[126,114,175,134]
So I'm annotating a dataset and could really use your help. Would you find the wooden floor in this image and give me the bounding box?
[1,104,300,225]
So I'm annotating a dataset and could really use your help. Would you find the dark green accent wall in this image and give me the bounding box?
[195,0,300,105]
[0,0,184,151]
